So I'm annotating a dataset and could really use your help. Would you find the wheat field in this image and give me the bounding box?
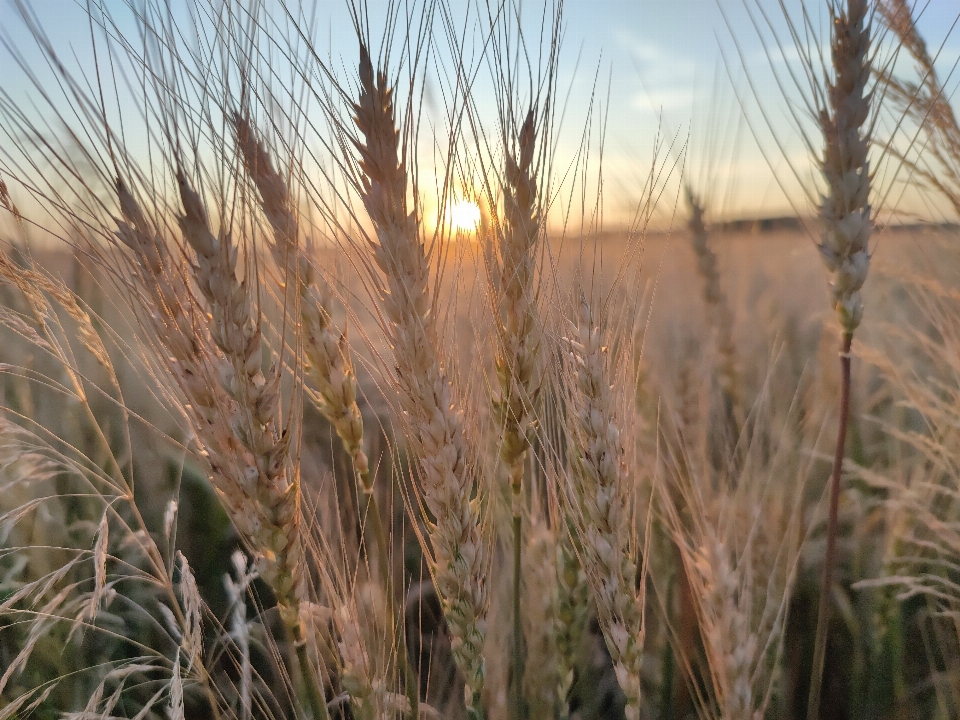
[1,1,960,719]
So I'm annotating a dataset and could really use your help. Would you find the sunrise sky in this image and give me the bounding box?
[2,0,959,229]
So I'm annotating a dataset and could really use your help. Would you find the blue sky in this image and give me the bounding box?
[2,0,959,229]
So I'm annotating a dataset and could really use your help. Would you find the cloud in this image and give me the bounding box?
[615,30,697,86]
[611,31,711,118]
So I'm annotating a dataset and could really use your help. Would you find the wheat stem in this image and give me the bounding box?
[807,331,852,720]
[294,622,331,720]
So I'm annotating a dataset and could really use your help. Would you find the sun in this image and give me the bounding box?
[447,199,482,233]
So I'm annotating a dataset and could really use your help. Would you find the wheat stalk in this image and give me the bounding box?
[233,114,369,486]
[350,43,488,717]
[492,109,543,497]
[807,1,874,717]
[117,176,303,623]
[232,121,412,710]
[487,107,544,719]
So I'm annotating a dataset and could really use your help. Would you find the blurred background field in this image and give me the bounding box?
[4,216,959,719]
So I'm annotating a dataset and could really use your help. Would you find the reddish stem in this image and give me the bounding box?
[807,331,853,720]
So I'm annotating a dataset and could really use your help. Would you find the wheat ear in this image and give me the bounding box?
[564,297,644,720]
[686,188,739,427]
[493,109,543,494]
[490,109,543,719]
[555,528,590,719]
[173,169,303,617]
[115,180,327,720]
[233,114,368,486]
[808,0,873,717]
[234,112,416,716]
[351,44,488,716]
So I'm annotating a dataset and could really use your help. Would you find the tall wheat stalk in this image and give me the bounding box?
[686,187,739,423]
[488,108,544,720]
[349,42,489,718]
[807,0,874,716]
[115,176,329,720]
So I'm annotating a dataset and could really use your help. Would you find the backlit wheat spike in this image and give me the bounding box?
[493,109,543,504]
[233,114,369,487]
[351,43,488,715]
[490,107,544,719]
[817,0,873,335]
[114,180,320,720]
[116,175,304,629]
[564,297,644,720]
[686,188,739,415]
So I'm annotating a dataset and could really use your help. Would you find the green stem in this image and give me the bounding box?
[293,620,330,720]
[467,690,486,720]
[807,331,853,720]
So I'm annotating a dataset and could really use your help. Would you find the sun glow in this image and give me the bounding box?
[447,199,482,233]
